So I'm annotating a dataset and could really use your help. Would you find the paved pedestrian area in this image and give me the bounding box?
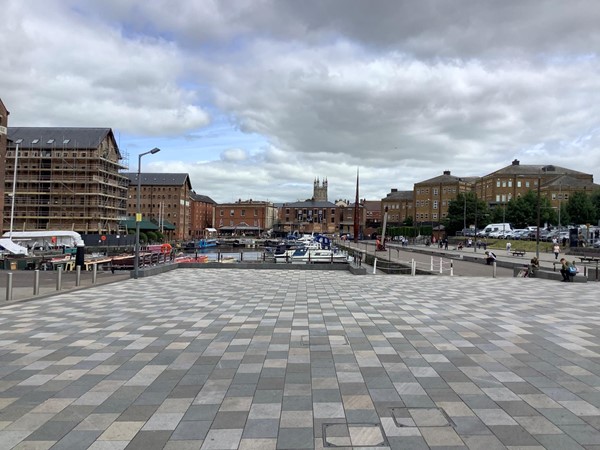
[1,269,600,449]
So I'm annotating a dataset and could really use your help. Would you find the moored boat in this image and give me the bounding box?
[289,247,348,264]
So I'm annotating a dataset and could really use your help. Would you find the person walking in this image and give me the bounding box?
[553,243,560,260]
[506,241,512,255]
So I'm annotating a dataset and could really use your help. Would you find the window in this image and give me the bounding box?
[219,210,223,216]
[230,209,234,216]
[32,139,39,144]
[433,188,438,196]
[496,180,500,187]
[508,180,512,187]
[254,209,258,216]
[525,181,530,188]
[47,139,54,144]
[517,181,522,187]
[241,209,245,217]
[433,213,438,219]
[433,201,438,209]
[496,195,500,202]
[502,181,507,187]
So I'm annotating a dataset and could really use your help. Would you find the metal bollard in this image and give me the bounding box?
[92,264,97,284]
[440,257,443,274]
[34,270,40,296]
[493,261,497,278]
[411,259,416,276]
[76,266,81,287]
[240,251,243,262]
[450,260,454,276]
[373,258,377,274]
[56,266,62,291]
[6,272,13,301]
[430,256,434,271]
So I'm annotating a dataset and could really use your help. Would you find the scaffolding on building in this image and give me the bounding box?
[4,131,129,234]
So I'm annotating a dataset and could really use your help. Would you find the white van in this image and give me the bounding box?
[482,223,513,237]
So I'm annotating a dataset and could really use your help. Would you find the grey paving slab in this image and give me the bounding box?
[0,269,600,449]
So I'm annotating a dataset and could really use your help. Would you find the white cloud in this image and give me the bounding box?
[2,0,600,204]
[0,0,209,135]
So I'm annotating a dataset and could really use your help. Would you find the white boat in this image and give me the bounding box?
[289,247,348,264]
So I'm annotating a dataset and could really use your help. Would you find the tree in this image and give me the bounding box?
[567,191,596,225]
[503,190,555,228]
[590,190,600,223]
[444,192,490,235]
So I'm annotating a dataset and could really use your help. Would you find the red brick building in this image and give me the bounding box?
[125,173,192,240]
[215,200,278,236]
[190,191,216,239]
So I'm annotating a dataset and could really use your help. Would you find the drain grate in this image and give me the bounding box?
[323,423,387,447]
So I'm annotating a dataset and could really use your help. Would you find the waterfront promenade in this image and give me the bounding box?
[1,268,599,449]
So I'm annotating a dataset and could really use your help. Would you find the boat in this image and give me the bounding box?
[198,238,218,249]
[289,247,349,264]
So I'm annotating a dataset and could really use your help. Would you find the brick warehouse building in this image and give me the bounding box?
[190,191,216,239]
[215,200,278,236]
[0,98,8,232]
[124,173,192,241]
[5,127,128,234]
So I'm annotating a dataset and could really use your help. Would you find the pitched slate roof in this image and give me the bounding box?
[383,190,412,201]
[190,192,216,203]
[543,174,600,189]
[8,127,117,151]
[416,171,476,185]
[489,160,589,177]
[124,173,192,189]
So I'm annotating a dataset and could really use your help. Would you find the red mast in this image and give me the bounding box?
[353,168,359,243]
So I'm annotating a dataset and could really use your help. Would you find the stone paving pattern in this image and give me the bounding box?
[1,269,600,449]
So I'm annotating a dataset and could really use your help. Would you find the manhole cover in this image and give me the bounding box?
[323,423,387,447]
[390,407,454,428]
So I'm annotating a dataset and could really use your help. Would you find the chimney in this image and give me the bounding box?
[391,188,398,193]
[512,159,520,166]
[443,170,451,175]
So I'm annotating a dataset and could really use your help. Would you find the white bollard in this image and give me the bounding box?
[493,261,497,278]
[373,258,378,274]
[411,259,416,276]
[430,256,434,271]
[450,260,454,276]
[440,257,443,274]
[92,263,97,284]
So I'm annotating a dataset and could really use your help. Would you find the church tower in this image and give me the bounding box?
[313,177,328,202]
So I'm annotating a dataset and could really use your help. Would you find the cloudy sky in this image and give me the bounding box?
[2,0,600,203]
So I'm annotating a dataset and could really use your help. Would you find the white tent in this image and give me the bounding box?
[0,238,28,255]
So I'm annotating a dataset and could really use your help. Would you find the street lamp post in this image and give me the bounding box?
[134,147,161,279]
[9,143,20,240]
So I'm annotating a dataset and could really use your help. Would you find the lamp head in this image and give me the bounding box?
[150,147,161,154]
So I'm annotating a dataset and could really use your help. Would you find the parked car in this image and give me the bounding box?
[509,229,529,240]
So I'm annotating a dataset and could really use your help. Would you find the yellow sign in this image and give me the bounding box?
[136,213,142,222]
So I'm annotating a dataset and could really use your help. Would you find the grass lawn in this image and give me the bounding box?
[448,237,556,254]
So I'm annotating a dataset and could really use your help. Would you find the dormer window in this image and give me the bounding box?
[32,139,40,144]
